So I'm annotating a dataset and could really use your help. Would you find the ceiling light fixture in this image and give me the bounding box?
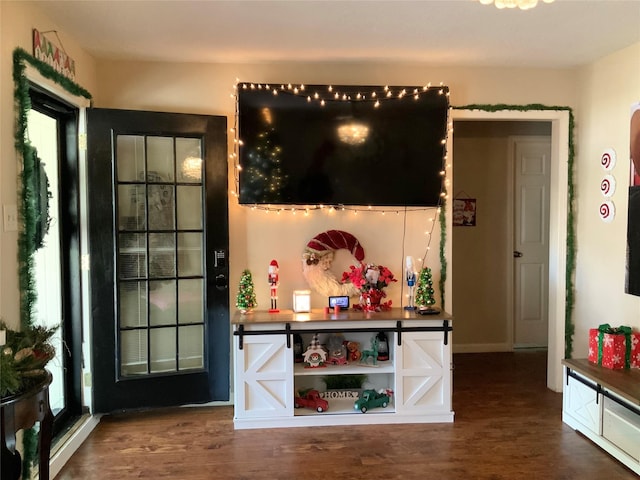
[479,0,554,10]
[337,121,369,145]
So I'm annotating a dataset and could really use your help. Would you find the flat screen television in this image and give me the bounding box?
[237,84,449,206]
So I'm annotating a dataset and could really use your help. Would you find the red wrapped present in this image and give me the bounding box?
[588,324,635,370]
[588,328,599,364]
[632,332,640,368]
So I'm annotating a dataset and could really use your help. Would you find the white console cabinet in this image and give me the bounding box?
[232,308,454,429]
[562,358,640,475]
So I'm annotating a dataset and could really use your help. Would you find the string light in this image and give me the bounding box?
[235,82,448,108]
[240,203,441,215]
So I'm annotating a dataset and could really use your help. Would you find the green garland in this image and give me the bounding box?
[12,46,92,479]
[439,198,447,309]
[452,103,576,358]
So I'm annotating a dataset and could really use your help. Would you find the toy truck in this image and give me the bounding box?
[354,389,391,413]
[294,389,329,413]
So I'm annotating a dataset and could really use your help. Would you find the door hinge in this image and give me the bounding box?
[79,133,87,151]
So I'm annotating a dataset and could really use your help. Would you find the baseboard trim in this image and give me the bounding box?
[50,414,101,479]
[453,343,512,354]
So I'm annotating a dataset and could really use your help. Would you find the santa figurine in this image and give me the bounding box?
[268,259,280,313]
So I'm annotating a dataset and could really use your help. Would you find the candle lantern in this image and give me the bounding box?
[293,290,311,313]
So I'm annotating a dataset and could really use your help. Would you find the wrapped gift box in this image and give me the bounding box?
[588,324,639,370]
[632,333,640,369]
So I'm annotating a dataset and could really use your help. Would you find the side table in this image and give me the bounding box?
[1,372,53,480]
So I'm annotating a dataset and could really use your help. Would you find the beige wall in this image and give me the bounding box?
[0,1,97,329]
[3,1,639,356]
[91,60,578,323]
[572,43,640,357]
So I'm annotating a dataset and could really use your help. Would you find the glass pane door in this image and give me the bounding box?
[116,135,204,377]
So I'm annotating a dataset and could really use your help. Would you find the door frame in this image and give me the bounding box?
[24,65,100,478]
[28,85,85,434]
[450,108,570,392]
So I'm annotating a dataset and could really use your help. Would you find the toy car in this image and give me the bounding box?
[354,389,391,413]
[326,354,349,366]
[294,389,329,413]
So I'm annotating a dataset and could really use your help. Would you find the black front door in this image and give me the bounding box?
[87,108,229,413]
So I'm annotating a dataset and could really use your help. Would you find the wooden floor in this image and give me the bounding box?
[54,352,637,479]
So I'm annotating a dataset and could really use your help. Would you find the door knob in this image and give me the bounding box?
[514,251,523,258]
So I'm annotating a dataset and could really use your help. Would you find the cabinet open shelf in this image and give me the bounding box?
[294,362,394,376]
[294,398,395,416]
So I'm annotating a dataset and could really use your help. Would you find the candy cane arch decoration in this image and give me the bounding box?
[302,230,365,297]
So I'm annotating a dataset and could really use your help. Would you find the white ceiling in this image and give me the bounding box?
[30,0,640,68]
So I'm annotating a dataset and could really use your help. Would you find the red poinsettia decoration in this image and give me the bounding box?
[341,263,397,311]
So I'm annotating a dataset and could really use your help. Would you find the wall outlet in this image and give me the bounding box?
[83,372,92,387]
[3,204,18,232]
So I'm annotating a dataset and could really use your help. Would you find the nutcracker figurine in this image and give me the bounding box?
[268,259,280,313]
[405,256,417,310]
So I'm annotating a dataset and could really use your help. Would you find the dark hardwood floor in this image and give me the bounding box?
[54,352,638,479]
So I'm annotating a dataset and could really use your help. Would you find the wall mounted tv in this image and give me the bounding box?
[237,83,449,207]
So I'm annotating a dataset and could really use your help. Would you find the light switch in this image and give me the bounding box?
[3,204,18,232]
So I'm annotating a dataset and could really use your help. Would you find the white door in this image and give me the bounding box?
[513,138,551,348]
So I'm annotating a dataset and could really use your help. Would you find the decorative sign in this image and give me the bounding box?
[600,175,616,198]
[600,148,617,171]
[32,29,76,81]
[453,198,477,226]
[599,201,615,223]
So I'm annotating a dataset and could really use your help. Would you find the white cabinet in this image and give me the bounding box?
[232,309,454,429]
[562,359,640,475]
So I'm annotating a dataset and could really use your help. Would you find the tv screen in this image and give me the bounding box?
[238,84,449,206]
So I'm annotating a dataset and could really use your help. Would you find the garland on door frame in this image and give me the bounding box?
[452,103,576,358]
[438,198,447,309]
[12,46,92,479]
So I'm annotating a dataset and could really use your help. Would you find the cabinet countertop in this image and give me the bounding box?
[562,358,640,406]
[232,308,452,325]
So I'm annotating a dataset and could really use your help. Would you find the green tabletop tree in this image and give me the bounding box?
[236,269,257,313]
[415,267,436,309]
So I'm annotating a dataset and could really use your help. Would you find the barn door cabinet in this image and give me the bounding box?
[562,358,640,475]
[232,308,454,429]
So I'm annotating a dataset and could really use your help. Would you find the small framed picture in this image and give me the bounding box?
[329,296,350,309]
[453,198,477,226]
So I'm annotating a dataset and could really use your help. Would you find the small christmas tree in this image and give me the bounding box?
[236,269,257,313]
[415,267,436,309]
